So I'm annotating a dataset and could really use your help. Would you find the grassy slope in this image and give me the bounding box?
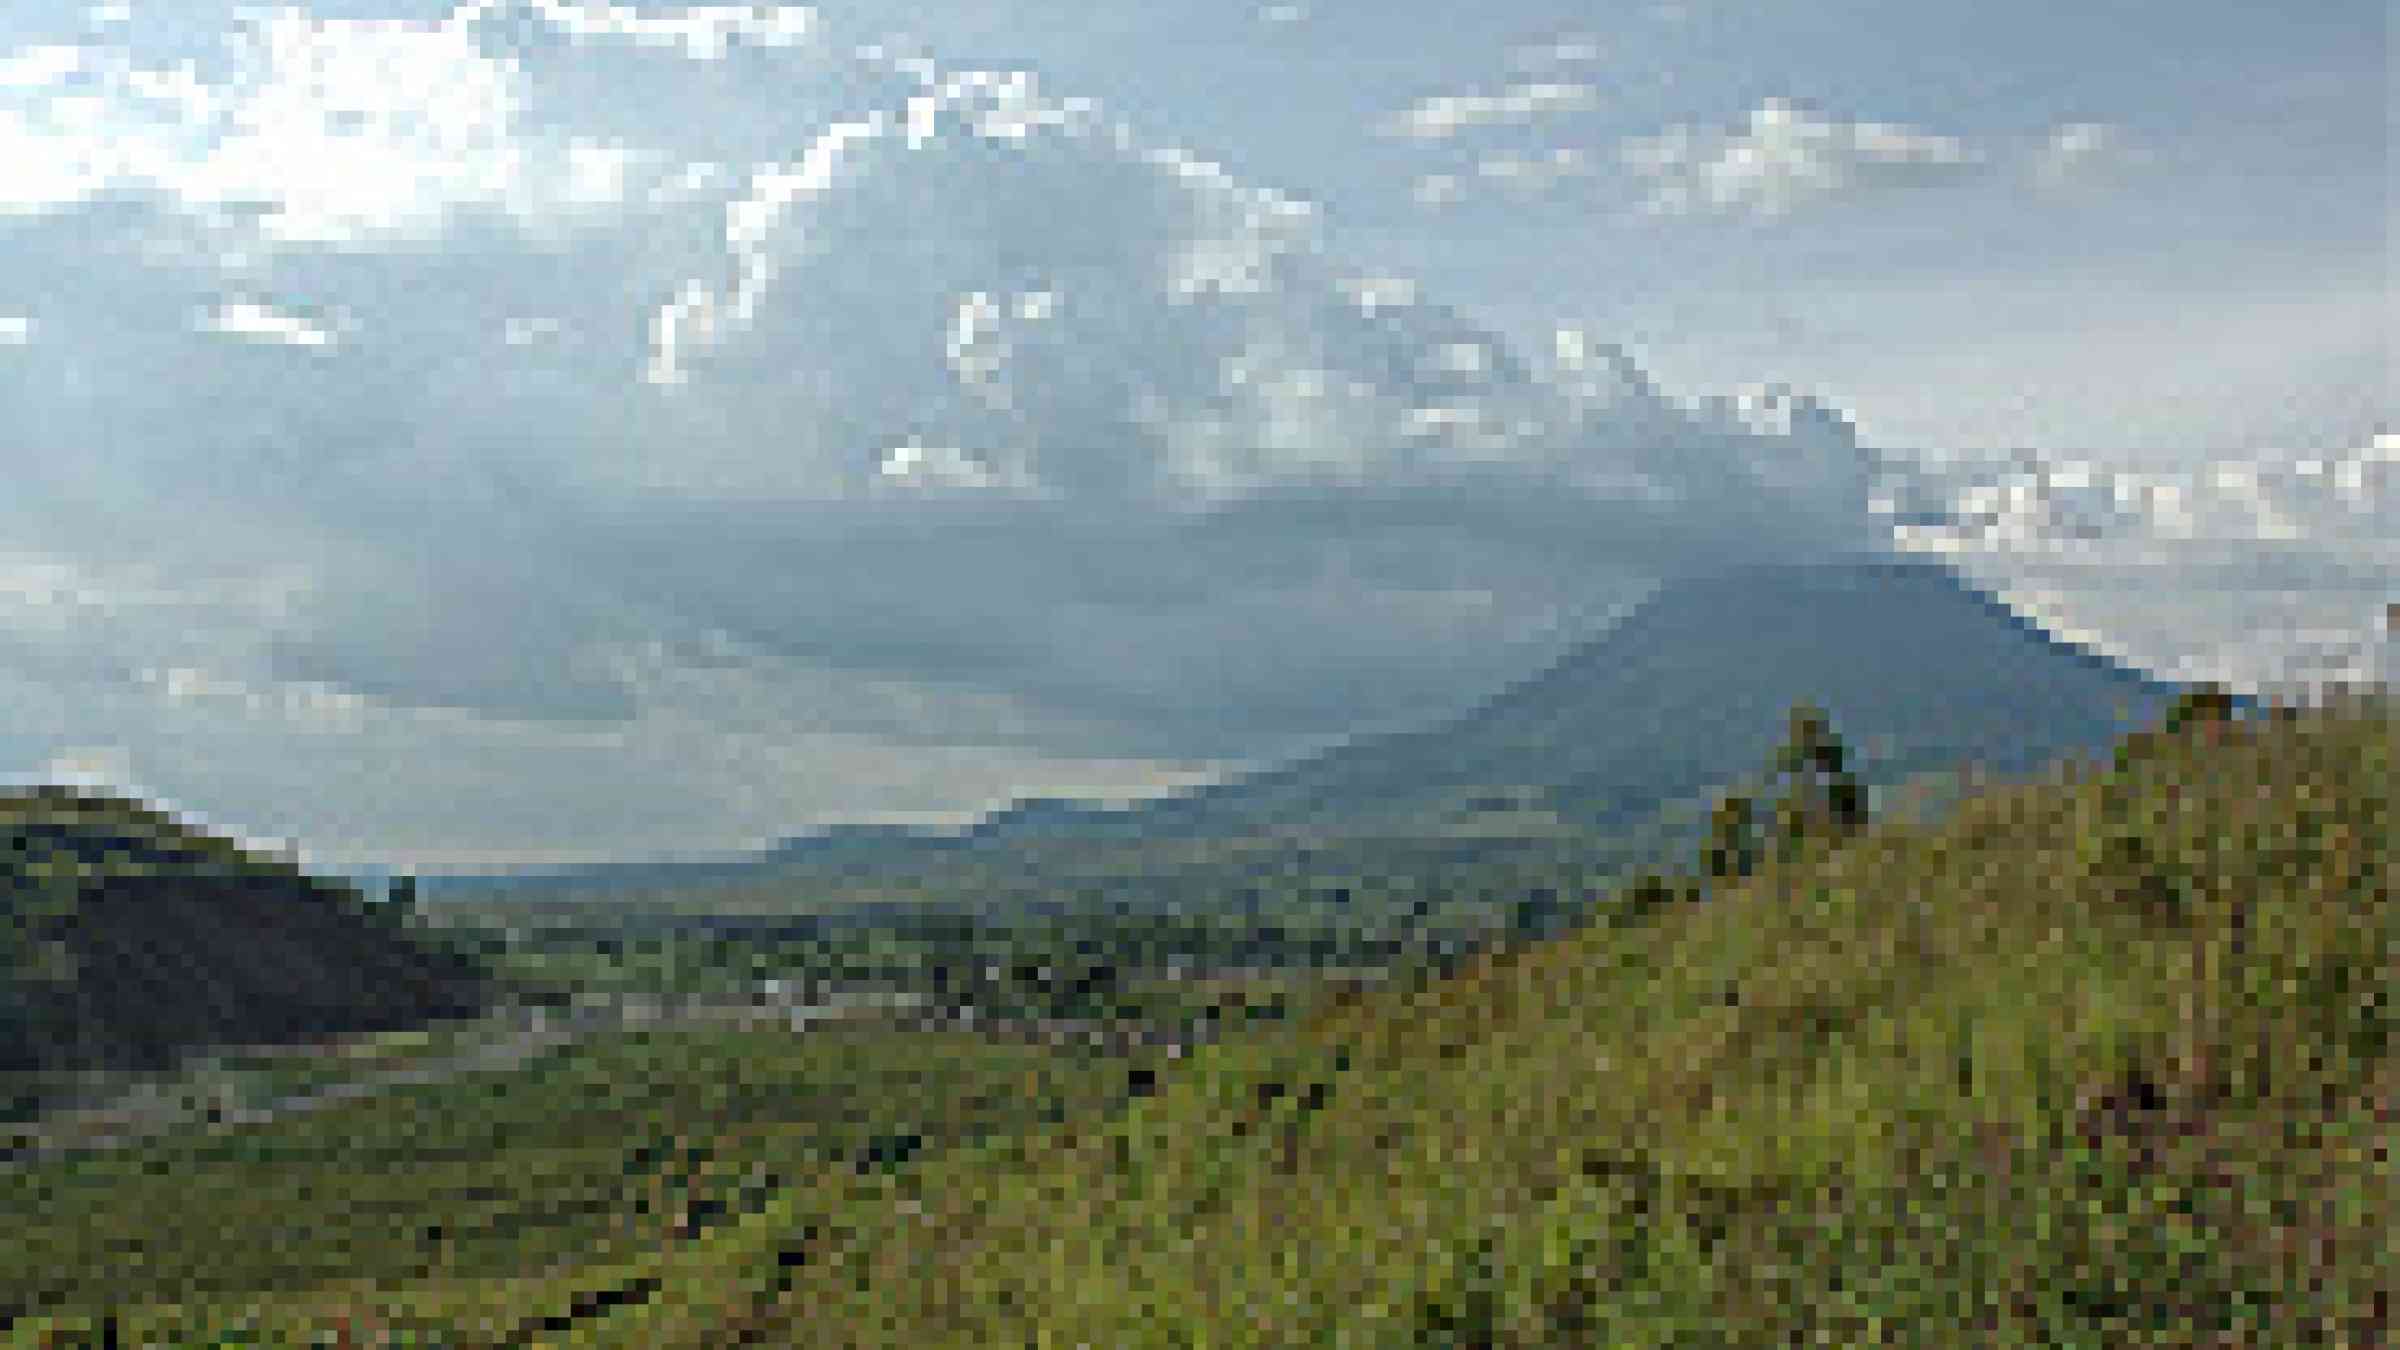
[0,1022,1148,1333]
[640,697,2393,1348]
[21,697,2395,1346]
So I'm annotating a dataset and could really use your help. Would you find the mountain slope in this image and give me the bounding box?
[1127,552,2179,834]
[431,553,2186,909]
[778,551,2184,848]
[0,788,492,1080]
[637,692,2390,1347]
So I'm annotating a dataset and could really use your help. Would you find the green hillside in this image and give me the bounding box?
[634,691,2391,1349]
[32,689,2387,1345]
[0,1021,1145,1330]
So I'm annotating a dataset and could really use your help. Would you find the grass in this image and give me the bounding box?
[646,694,2395,1347]
[1,1019,1154,1331]
[7,693,2391,1346]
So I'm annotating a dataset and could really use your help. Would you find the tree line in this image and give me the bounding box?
[1618,684,2241,915]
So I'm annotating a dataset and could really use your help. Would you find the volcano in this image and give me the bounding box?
[974,551,2182,841]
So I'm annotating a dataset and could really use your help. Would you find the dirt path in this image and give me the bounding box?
[1,976,1290,1171]
[0,993,904,1171]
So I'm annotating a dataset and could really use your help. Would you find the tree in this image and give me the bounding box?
[1762,702,1869,864]
[1617,871,1688,924]
[1701,792,1760,881]
[1677,703,1873,906]
[2160,683,2237,736]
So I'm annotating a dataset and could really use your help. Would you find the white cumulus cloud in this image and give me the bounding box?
[474,0,815,60]
[0,4,690,247]
[196,299,337,347]
[1621,97,1982,217]
[1381,81,1600,141]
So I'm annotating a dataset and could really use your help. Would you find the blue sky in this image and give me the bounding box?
[0,0,2388,867]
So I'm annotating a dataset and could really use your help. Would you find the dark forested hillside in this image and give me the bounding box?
[0,788,490,1080]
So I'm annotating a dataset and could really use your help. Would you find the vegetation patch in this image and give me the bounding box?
[5,689,2389,1346]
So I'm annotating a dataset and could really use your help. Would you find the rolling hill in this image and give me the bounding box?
[0,787,492,1085]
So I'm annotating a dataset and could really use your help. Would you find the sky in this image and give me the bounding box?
[0,0,2389,870]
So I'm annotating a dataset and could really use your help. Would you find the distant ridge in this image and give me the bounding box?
[1002,551,2183,839]
[434,552,2188,899]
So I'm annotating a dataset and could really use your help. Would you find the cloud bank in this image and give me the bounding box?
[1876,434,2397,697]
[0,1,2380,866]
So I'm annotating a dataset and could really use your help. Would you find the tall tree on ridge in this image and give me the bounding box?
[1765,701,1868,864]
